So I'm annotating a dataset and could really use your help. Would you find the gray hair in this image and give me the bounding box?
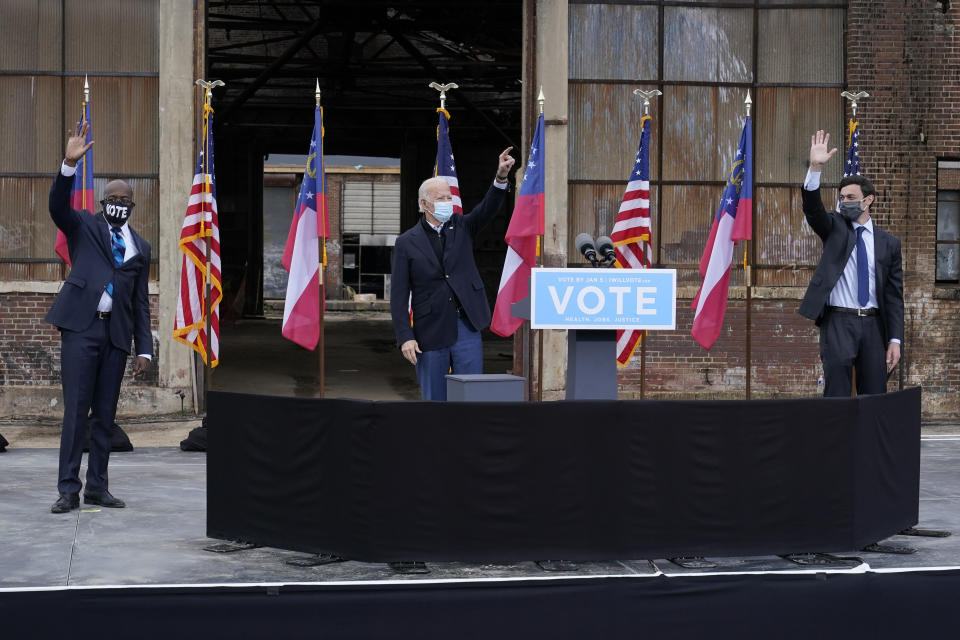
[418,177,448,212]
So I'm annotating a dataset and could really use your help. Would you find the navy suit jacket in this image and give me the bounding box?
[798,186,904,344]
[45,171,153,357]
[390,184,506,351]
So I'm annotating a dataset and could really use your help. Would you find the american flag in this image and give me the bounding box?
[434,108,462,214]
[56,100,94,264]
[611,114,653,365]
[174,103,222,367]
[844,120,861,177]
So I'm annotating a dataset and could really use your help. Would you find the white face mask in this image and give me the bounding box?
[431,200,454,223]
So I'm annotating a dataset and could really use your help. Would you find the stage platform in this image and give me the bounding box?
[2,438,960,637]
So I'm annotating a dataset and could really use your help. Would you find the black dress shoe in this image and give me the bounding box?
[83,490,126,508]
[51,493,80,513]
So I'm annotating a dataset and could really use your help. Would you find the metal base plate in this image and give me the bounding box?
[535,560,579,572]
[862,542,917,555]
[203,541,261,554]
[388,561,430,575]
[285,553,346,567]
[668,557,718,570]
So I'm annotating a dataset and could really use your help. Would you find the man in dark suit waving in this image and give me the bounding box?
[799,130,903,397]
[48,122,152,513]
[391,148,515,400]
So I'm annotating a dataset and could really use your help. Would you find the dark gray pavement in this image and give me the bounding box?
[2,437,959,589]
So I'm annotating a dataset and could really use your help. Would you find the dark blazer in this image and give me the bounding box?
[45,171,152,357]
[798,186,904,344]
[391,184,506,351]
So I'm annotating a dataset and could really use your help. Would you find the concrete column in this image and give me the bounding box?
[157,0,199,400]
[536,0,569,400]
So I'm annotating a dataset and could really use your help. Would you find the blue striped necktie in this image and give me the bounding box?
[856,226,869,307]
[106,227,126,298]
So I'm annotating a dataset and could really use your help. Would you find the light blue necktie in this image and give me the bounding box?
[106,227,125,298]
[856,226,869,307]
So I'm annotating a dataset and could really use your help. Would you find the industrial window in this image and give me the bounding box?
[568,2,845,288]
[937,161,960,283]
[0,0,159,281]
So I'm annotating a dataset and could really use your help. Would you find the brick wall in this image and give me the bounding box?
[848,0,960,418]
[0,293,161,387]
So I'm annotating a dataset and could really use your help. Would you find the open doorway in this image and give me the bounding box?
[204,1,521,399]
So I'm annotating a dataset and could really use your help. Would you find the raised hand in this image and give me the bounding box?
[64,121,94,167]
[497,147,515,179]
[809,130,837,170]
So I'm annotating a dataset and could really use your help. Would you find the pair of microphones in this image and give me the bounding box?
[575,233,616,267]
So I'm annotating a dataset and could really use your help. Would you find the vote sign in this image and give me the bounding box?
[530,268,676,330]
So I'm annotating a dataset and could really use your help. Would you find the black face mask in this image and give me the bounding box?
[838,200,863,223]
[102,200,134,226]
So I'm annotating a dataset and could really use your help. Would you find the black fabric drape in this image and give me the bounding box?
[208,388,921,562]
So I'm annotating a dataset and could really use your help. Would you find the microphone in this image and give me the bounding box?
[575,233,599,267]
[596,236,616,266]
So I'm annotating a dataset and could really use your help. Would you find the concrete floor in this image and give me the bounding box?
[2,437,959,588]
[210,312,515,401]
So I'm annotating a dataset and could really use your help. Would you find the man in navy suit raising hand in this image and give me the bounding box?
[799,130,904,397]
[391,148,515,400]
[47,122,153,513]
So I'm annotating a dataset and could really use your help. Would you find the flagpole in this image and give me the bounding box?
[82,76,90,213]
[841,90,868,396]
[536,86,545,402]
[744,90,753,401]
[633,88,661,399]
[316,79,325,398]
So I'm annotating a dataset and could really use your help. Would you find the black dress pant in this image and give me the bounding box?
[58,317,127,494]
[819,310,887,398]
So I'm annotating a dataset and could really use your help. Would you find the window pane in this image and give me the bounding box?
[0,0,62,72]
[661,85,744,182]
[0,76,62,173]
[570,4,658,80]
[756,87,843,185]
[568,183,659,265]
[755,187,821,271]
[938,195,960,241]
[65,76,159,175]
[758,9,843,84]
[569,83,660,181]
[664,8,753,83]
[660,184,719,269]
[937,244,960,281]
[64,0,158,73]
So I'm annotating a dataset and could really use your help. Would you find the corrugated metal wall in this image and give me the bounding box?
[0,0,159,280]
[568,1,845,286]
